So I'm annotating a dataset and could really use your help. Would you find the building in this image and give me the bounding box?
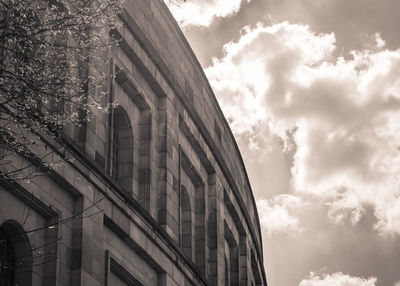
[0,0,267,285]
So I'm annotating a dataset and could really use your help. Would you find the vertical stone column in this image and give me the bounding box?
[239,235,248,286]
[230,246,239,286]
[156,96,168,232]
[139,109,152,211]
[195,185,206,274]
[70,196,83,285]
[156,96,179,242]
[207,174,218,284]
[43,216,58,286]
[70,194,105,286]
[212,178,226,285]
[216,185,226,286]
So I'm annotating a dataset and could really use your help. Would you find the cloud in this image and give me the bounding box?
[166,0,250,27]
[178,0,400,68]
[375,33,386,48]
[256,194,304,234]
[299,272,377,286]
[325,188,366,225]
[205,22,400,235]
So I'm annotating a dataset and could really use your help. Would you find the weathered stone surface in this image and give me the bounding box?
[0,0,267,285]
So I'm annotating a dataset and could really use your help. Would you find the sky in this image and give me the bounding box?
[165,1,400,285]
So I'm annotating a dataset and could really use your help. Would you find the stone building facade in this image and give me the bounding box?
[0,0,267,285]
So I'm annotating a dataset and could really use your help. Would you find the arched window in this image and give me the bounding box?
[0,221,32,286]
[112,106,133,195]
[225,223,239,286]
[0,226,15,285]
[180,185,193,259]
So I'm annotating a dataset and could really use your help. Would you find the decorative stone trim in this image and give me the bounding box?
[105,250,144,286]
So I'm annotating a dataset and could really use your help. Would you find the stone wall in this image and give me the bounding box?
[0,0,267,285]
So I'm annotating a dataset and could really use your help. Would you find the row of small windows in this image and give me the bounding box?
[110,105,207,272]
[72,85,261,282]
[108,106,260,282]
[2,111,261,285]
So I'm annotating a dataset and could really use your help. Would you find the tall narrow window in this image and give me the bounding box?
[0,227,15,285]
[112,124,120,180]
[112,107,134,195]
[180,186,193,259]
[0,221,32,286]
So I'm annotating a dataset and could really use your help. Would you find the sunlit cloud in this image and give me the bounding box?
[324,188,366,225]
[256,194,304,235]
[205,21,400,235]
[375,33,386,48]
[165,0,249,27]
[299,272,377,286]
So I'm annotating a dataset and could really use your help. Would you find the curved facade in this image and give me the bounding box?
[0,0,267,285]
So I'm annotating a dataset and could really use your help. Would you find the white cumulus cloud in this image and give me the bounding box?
[205,22,400,235]
[256,194,304,234]
[166,0,249,27]
[299,272,377,286]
